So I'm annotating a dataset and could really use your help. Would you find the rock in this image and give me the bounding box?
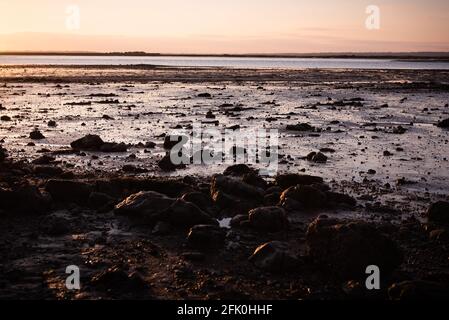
[248,207,289,232]
[437,118,449,128]
[223,164,254,177]
[307,152,327,163]
[306,217,402,279]
[427,201,449,224]
[46,179,93,205]
[88,192,116,209]
[99,142,128,153]
[160,199,218,228]
[91,267,148,292]
[152,221,172,235]
[249,241,300,273]
[198,93,212,98]
[275,174,323,189]
[187,225,226,249]
[33,165,63,176]
[163,135,187,150]
[210,175,264,210]
[230,214,248,228]
[71,134,104,151]
[145,141,156,149]
[40,215,71,236]
[181,192,213,212]
[1,115,11,121]
[388,281,449,300]
[286,123,315,132]
[0,146,7,162]
[47,120,57,127]
[158,154,186,172]
[243,172,267,189]
[32,154,55,165]
[206,110,215,119]
[280,185,327,210]
[29,129,45,140]
[114,191,175,221]
[0,185,50,215]
[325,191,357,208]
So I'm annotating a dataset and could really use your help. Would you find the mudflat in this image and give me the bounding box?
[0,65,448,300]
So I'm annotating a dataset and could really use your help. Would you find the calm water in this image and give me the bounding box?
[1,55,449,70]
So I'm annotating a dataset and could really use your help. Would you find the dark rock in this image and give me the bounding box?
[114,191,175,221]
[437,118,449,128]
[198,93,212,98]
[307,152,328,163]
[30,129,45,140]
[181,192,213,212]
[1,115,11,121]
[145,141,157,149]
[187,225,226,249]
[99,142,128,153]
[280,185,327,210]
[46,179,93,205]
[158,154,186,172]
[40,215,71,236]
[427,201,449,224]
[286,123,315,132]
[47,120,57,127]
[33,165,63,176]
[248,207,289,232]
[206,110,215,119]
[163,135,187,150]
[388,281,449,300]
[306,217,402,279]
[275,174,324,189]
[230,214,248,228]
[71,134,104,151]
[243,172,267,190]
[223,164,254,177]
[0,146,7,162]
[160,199,218,228]
[210,175,264,210]
[325,191,357,207]
[429,228,449,241]
[249,241,300,273]
[32,154,55,165]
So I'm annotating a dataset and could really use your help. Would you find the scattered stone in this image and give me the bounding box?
[306,217,402,279]
[30,129,45,140]
[158,154,186,172]
[249,241,300,273]
[248,206,289,232]
[71,134,104,151]
[187,225,226,249]
[206,110,215,119]
[309,152,328,163]
[48,120,57,127]
[1,115,11,121]
[198,93,212,98]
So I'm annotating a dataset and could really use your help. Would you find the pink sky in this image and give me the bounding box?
[1,0,448,53]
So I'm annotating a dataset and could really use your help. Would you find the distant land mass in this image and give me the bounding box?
[1,51,449,61]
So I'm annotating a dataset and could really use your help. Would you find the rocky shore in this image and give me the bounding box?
[1,145,449,300]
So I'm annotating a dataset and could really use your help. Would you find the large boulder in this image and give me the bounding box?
[249,241,300,273]
[160,199,218,228]
[210,174,264,210]
[306,217,402,279]
[437,118,449,128]
[187,225,226,249]
[46,179,93,205]
[223,164,254,177]
[280,185,327,210]
[427,201,449,224]
[114,191,175,220]
[71,134,104,151]
[248,206,289,232]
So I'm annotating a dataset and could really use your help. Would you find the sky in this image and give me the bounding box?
[0,0,448,53]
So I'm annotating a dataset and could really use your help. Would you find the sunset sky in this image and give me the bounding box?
[0,0,448,53]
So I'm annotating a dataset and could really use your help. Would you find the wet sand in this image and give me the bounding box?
[0,66,448,300]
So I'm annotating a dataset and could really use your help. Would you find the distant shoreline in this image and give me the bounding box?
[1,51,449,62]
